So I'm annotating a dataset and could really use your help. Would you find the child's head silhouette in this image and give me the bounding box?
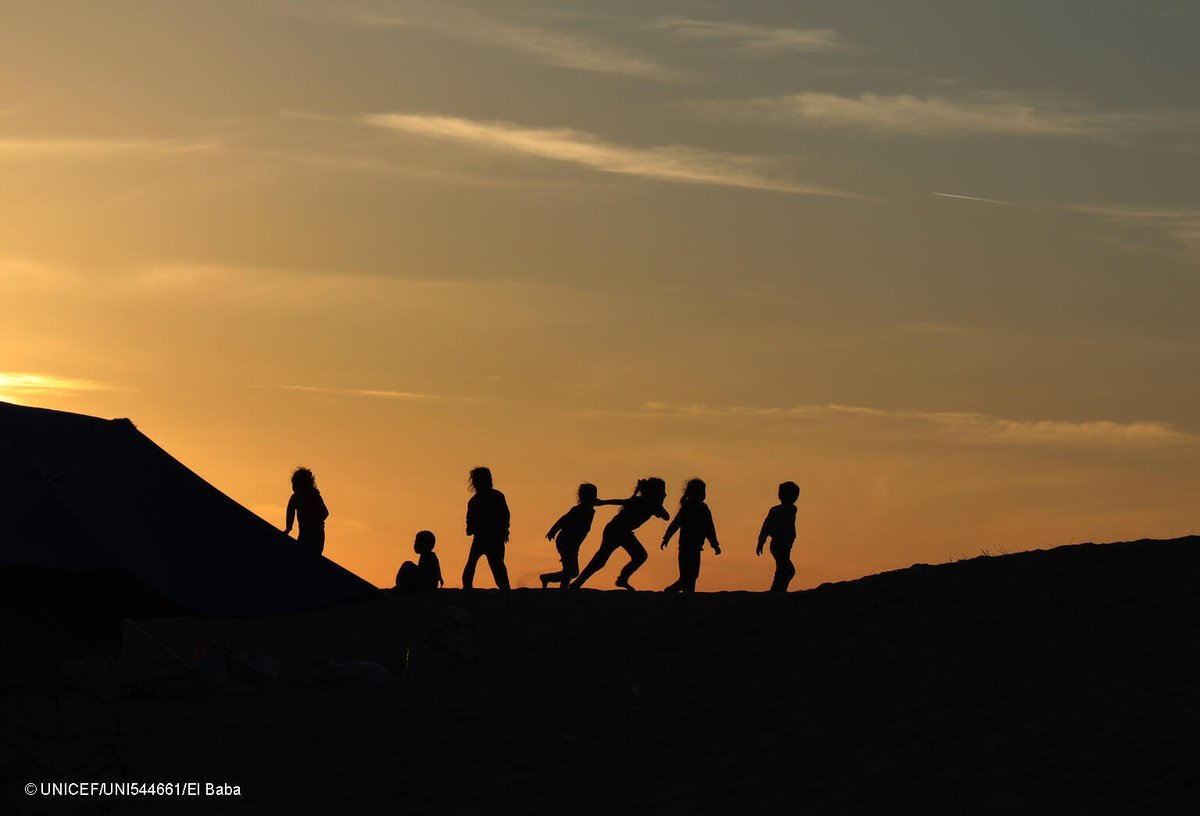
[779,481,800,504]
[681,478,706,504]
[469,467,493,493]
[578,482,598,504]
[291,467,316,492]
[637,477,667,501]
[414,530,436,553]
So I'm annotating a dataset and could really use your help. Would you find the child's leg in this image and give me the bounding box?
[615,534,647,588]
[560,549,580,587]
[680,547,700,592]
[662,547,687,592]
[484,538,510,590]
[572,537,617,588]
[542,543,578,587]
[395,561,419,592]
[462,538,486,589]
[769,541,795,592]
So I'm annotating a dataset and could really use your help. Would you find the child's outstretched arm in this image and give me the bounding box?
[654,502,670,521]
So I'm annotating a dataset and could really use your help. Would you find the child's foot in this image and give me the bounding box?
[615,577,636,591]
[539,574,551,589]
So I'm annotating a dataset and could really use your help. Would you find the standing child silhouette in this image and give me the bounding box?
[462,467,511,590]
[757,481,799,592]
[570,477,669,591]
[661,478,720,593]
[284,467,329,555]
[540,483,598,589]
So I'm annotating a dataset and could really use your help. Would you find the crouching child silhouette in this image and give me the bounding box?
[757,481,799,592]
[284,467,329,555]
[540,483,598,588]
[395,530,444,592]
[661,478,720,592]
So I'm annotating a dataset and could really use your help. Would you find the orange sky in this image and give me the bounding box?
[2,1,1197,590]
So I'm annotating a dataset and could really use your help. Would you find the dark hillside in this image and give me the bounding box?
[10,536,1200,814]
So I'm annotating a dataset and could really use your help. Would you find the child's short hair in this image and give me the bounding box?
[779,481,800,503]
[414,530,436,552]
[578,482,598,502]
[469,467,493,493]
[291,467,316,491]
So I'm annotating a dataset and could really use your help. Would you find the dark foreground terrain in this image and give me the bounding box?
[6,536,1200,814]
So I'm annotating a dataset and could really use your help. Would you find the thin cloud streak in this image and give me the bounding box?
[719,92,1200,140]
[633,401,1193,449]
[0,137,221,158]
[276,385,462,401]
[651,17,847,54]
[362,113,859,197]
[933,192,1012,205]
[357,5,682,82]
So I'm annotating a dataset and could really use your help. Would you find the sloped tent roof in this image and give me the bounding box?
[0,401,378,616]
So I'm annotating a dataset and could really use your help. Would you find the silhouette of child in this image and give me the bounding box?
[540,483,598,589]
[462,467,511,590]
[661,478,720,593]
[757,481,799,592]
[284,467,329,555]
[570,477,669,591]
[395,530,443,592]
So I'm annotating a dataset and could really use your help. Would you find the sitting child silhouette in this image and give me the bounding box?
[395,530,443,592]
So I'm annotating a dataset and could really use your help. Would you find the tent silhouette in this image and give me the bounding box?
[0,401,378,618]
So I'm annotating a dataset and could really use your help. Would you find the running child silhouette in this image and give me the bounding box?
[540,483,598,589]
[757,481,799,592]
[284,467,329,555]
[661,478,720,593]
[395,530,444,592]
[462,466,511,590]
[570,477,669,591]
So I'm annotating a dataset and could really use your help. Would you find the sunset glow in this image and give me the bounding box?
[2,0,1197,591]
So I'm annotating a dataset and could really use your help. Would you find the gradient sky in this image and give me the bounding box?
[2,0,1198,590]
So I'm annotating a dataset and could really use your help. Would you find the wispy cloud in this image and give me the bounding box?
[0,372,114,404]
[276,385,447,401]
[651,17,846,54]
[0,137,221,159]
[357,4,682,82]
[933,192,1012,206]
[632,401,1193,449]
[362,113,858,197]
[716,91,1200,140]
[1069,204,1200,253]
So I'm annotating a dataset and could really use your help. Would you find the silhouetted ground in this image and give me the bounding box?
[10,536,1200,813]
